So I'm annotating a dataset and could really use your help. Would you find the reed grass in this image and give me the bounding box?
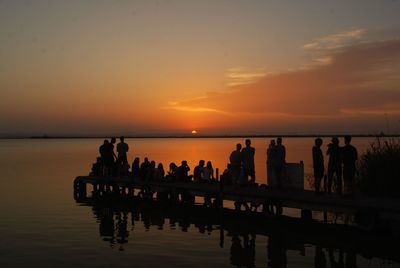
[357,138,400,198]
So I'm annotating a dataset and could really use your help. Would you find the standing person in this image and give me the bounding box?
[342,135,358,195]
[177,160,191,182]
[229,143,242,184]
[266,139,276,185]
[312,138,324,193]
[271,137,286,190]
[327,137,342,194]
[193,160,205,182]
[99,139,109,175]
[116,136,129,166]
[241,139,255,184]
[131,157,140,177]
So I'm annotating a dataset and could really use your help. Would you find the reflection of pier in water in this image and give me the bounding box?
[75,194,400,267]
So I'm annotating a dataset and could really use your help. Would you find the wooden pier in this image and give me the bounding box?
[73,175,400,228]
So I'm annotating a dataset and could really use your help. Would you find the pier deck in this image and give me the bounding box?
[73,175,400,224]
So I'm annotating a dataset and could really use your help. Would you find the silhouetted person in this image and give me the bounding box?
[177,160,192,182]
[131,157,140,177]
[110,137,117,175]
[99,140,109,175]
[267,139,276,184]
[327,137,342,194]
[140,157,151,178]
[230,143,242,184]
[116,136,129,166]
[154,163,165,181]
[193,160,205,181]
[166,162,178,182]
[146,160,156,182]
[203,161,214,181]
[241,139,255,184]
[270,137,286,190]
[312,138,324,193]
[342,135,358,195]
[99,139,115,176]
[222,163,233,185]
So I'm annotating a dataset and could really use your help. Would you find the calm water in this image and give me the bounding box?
[0,137,399,267]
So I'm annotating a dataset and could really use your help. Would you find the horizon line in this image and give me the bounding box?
[1,133,400,139]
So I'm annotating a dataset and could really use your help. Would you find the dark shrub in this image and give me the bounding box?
[357,138,400,198]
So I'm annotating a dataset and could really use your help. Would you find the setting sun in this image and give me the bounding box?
[191,130,198,134]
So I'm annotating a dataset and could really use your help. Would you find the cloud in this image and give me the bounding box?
[225,67,268,87]
[303,29,366,50]
[169,38,400,133]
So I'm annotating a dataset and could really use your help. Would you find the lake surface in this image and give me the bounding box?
[0,137,399,267]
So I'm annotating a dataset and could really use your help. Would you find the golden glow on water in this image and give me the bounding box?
[0,138,387,267]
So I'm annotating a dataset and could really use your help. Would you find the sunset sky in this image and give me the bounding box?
[1,0,400,136]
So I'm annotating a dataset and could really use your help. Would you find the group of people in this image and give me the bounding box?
[228,139,256,186]
[97,136,130,176]
[92,135,358,195]
[312,135,358,194]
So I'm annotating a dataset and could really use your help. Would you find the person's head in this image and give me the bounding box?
[331,136,339,145]
[133,157,140,163]
[344,135,352,145]
[182,160,188,166]
[169,162,176,170]
[199,160,205,166]
[111,137,116,144]
[270,139,276,146]
[144,157,149,162]
[207,161,212,168]
[150,161,156,168]
[158,163,164,170]
[315,138,323,147]
[245,139,251,146]
[236,143,242,151]
[277,137,282,145]
[120,136,125,142]
[103,139,109,144]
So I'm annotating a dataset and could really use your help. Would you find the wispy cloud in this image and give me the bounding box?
[163,99,231,115]
[225,67,268,87]
[303,29,366,50]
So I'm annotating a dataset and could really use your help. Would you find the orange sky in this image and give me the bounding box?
[0,1,400,136]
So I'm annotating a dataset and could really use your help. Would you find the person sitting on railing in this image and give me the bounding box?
[221,163,233,185]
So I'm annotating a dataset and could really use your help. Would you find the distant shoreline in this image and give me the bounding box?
[0,134,399,139]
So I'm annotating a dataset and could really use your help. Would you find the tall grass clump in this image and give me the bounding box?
[357,138,400,198]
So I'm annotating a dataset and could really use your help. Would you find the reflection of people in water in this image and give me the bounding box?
[314,246,327,268]
[267,232,287,268]
[230,233,256,268]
